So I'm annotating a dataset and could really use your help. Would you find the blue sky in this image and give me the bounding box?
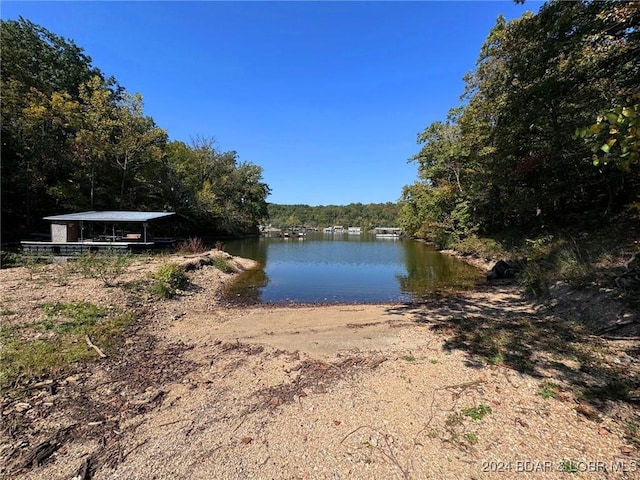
[2,1,537,206]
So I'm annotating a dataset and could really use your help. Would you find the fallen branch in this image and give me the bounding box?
[85,335,107,358]
[436,379,485,391]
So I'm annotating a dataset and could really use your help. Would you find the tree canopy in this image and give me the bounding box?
[400,0,639,245]
[267,203,400,231]
[1,18,270,239]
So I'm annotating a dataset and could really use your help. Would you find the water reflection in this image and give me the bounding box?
[396,241,482,297]
[223,234,483,304]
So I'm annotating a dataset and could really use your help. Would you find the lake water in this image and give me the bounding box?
[222,233,484,304]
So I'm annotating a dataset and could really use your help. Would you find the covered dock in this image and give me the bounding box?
[21,211,176,255]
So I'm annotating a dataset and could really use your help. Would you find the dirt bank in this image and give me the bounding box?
[1,251,638,479]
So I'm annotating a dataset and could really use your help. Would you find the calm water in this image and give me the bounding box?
[223,233,484,304]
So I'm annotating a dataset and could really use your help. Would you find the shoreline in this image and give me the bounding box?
[1,251,638,479]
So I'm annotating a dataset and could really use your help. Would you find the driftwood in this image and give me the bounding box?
[596,318,639,335]
[16,425,76,472]
[18,441,58,470]
[85,335,107,358]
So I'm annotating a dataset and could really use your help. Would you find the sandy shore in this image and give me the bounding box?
[1,252,638,479]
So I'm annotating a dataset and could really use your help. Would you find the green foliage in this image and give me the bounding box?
[0,251,21,268]
[540,381,560,399]
[450,235,505,259]
[461,404,492,421]
[20,254,53,280]
[165,137,270,236]
[576,95,639,171]
[401,1,640,242]
[41,300,108,333]
[519,236,596,297]
[559,460,578,474]
[464,432,479,444]
[72,251,131,286]
[1,19,270,240]
[267,202,400,231]
[150,262,189,298]
[212,256,238,274]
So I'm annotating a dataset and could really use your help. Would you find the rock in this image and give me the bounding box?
[487,260,524,280]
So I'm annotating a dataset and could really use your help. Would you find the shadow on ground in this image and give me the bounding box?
[387,285,639,419]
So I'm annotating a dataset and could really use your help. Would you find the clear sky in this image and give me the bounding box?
[2,1,537,206]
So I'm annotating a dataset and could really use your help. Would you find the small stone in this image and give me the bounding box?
[620,445,635,455]
[14,402,31,412]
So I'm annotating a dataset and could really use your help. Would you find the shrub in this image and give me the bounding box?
[150,262,189,298]
[452,235,505,259]
[73,251,131,286]
[0,251,21,269]
[177,237,208,254]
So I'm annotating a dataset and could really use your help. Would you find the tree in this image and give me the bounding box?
[110,93,167,209]
[401,0,640,243]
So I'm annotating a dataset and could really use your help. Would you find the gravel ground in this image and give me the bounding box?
[1,251,638,479]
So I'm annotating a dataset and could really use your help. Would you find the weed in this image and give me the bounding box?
[540,381,560,399]
[559,459,578,473]
[489,353,504,365]
[464,432,479,444]
[177,237,208,254]
[21,254,52,280]
[212,256,237,274]
[429,359,439,364]
[402,355,416,362]
[461,404,492,421]
[72,251,131,286]
[150,262,189,298]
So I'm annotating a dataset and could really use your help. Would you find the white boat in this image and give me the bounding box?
[347,227,361,234]
[374,227,402,238]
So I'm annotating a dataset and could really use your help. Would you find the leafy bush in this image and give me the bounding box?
[150,262,189,298]
[451,235,505,259]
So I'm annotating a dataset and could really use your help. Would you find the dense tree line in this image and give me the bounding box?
[267,202,400,230]
[1,18,270,240]
[399,0,639,246]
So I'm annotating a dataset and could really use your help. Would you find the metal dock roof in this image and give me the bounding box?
[43,211,175,222]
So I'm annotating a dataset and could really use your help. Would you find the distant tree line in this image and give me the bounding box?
[399,0,639,246]
[267,202,400,230]
[1,18,270,241]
